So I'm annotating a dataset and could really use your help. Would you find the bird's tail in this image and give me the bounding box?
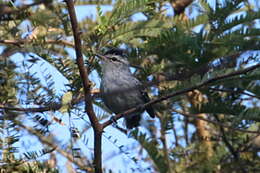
[125,114,141,129]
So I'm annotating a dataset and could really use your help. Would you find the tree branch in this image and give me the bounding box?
[0,1,44,16]
[64,1,102,173]
[0,1,47,21]
[208,87,260,99]
[0,39,74,47]
[0,64,259,116]
[214,115,240,159]
[16,121,93,172]
[171,109,260,134]
[102,63,260,128]
[0,50,250,117]
[0,89,101,113]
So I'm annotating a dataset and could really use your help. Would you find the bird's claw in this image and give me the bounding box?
[110,116,117,127]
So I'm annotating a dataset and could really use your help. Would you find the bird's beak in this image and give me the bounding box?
[95,53,107,61]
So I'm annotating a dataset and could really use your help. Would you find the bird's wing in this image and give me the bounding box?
[132,77,155,118]
[124,75,155,118]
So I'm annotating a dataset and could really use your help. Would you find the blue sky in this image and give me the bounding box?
[5,0,260,172]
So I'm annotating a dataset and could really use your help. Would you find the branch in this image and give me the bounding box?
[157,113,172,172]
[0,92,86,113]
[16,121,93,172]
[171,109,260,134]
[0,1,47,21]
[0,1,44,16]
[65,1,102,173]
[214,115,240,159]
[65,0,100,129]
[102,63,260,128]
[0,103,61,113]
[0,39,74,47]
[0,51,249,114]
[0,89,101,113]
[0,63,259,115]
[208,87,260,99]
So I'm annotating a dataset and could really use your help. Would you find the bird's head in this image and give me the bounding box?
[96,48,130,73]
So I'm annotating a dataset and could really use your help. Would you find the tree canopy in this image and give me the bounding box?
[0,0,260,172]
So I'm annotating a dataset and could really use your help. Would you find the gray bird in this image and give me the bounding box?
[97,48,155,129]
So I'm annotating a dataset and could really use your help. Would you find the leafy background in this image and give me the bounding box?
[0,0,260,172]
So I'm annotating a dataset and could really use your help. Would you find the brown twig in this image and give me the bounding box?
[171,109,260,134]
[157,112,172,172]
[65,1,102,173]
[0,1,43,15]
[16,121,93,172]
[0,39,74,47]
[0,89,100,113]
[0,103,61,113]
[213,115,240,159]
[208,87,260,99]
[0,63,259,115]
[101,63,260,128]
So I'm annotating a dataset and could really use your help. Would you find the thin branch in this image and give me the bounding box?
[184,118,189,146]
[237,133,260,152]
[65,0,100,132]
[0,1,44,15]
[158,112,172,172]
[0,89,100,113]
[0,104,60,113]
[1,63,259,121]
[172,109,260,134]
[16,121,93,172]
[101,63,260,128]
[214,115,240,159]
[0,39,74,47]
[0,49,252,113]
[208,87,260,99]
[65,1,102,173]
[172,117,179,147]
[0,94,83,113]
[213,117,248,173]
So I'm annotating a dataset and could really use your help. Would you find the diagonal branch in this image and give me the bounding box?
[16,121,93,172]
[0,39,74,47]
[101,63,260,128]
[213,115,240,159]
[0,89,101,113]
[0,64,259,114]
[171,109,259,134]
[65,0,100,130]
[208,87,260,99]
[65,1,102,173]
[0,1,44,15]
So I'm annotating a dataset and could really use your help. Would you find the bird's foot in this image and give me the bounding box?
[110,116,128,134]
[110,116,118,127]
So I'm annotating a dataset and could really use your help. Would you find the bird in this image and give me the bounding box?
[97,48,155,129]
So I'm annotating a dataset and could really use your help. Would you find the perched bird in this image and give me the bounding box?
[97,48,155,129]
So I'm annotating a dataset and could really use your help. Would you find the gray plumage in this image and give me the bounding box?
[99,49,155,129]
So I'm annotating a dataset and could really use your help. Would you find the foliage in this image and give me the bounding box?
[0,0,260,172]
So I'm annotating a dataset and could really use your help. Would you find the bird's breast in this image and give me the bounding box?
[100,73,144,114]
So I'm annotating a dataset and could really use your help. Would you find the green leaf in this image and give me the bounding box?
[108,0,150,25]
[59,91,72,113]
[104,18,171,44]
[131,130,168,173]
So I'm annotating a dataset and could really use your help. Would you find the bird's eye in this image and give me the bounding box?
[110,57,118,61]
